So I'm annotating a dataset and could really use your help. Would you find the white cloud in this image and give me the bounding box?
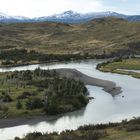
[0,0,138,17]
[0,0,104,17]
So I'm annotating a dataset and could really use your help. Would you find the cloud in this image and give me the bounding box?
[0,0,139,17]
[0,0,104,17]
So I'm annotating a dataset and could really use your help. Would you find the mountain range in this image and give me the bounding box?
[0,10,140,23]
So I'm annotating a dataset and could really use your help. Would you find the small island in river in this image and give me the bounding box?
[0,67,122,128]
[0,68,89,119]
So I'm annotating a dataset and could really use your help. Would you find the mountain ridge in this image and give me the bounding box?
[0,10,140,23]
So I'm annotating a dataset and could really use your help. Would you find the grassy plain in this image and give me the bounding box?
[98,58,140,78]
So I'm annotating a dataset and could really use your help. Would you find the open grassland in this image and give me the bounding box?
[98,58,140,78]
[0,17,140,56]
[16,118,140,140]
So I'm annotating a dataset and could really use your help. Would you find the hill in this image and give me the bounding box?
[0,17,140,63]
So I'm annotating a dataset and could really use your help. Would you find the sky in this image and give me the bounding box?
[0,0,139,18]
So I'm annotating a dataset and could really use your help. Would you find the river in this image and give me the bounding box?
[0,59,140,140]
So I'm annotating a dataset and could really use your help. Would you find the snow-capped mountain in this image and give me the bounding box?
[0,12,13,19]
[0,12,30,22]
[34,10,82,22]
[51,10,81,18]
[0,10,140,23]
[34,11,124,22]
[33,11,140,23]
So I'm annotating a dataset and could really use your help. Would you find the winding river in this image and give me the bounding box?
[0,59,140,140]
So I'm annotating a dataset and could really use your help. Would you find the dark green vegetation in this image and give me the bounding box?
[15,117,140,140]
[0,69,88,118]
[0,17,140,66]
[97,57,140,78]
[0,49,92,66]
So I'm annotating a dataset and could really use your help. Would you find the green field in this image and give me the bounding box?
[98,58,140,78]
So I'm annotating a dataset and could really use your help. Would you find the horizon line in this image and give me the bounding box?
[0,10,139,18]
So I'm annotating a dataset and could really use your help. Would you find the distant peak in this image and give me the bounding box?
[50,10,81,19]
[61,10,80,16]
[103,11,116,14]
[62,10,79,15]
[63,10,77,14]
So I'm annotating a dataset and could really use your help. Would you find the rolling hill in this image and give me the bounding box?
[0,17,140,57]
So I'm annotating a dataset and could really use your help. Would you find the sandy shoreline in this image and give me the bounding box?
[0,68,122,129]
[56,68,122,96]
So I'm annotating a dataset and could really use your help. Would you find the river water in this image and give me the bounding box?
[118,69,140,73]
[0,59,140,140]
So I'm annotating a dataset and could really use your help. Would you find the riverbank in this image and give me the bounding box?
[97,58,140,79]
[0,114,63,128]
[56,69,122,96]
[0,59,140,140]
[0,48,96,68]
[15,117,140,140]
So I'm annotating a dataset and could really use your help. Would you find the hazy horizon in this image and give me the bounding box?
[0,10,138,18]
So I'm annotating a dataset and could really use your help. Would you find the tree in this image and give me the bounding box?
[26,97,44,110]
[2,92,13,102]
[16,100,23,109]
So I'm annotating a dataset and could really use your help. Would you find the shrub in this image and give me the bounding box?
[14,137,20,140]
[78,95,88,105]
[84,131,107,140]
[25,132,42,139]
[26,97,44,110]
[17,92,36,100]
[126,124,140,132]
[16,100,23,109]
[44,98,59,115]
[1,92,13,102]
